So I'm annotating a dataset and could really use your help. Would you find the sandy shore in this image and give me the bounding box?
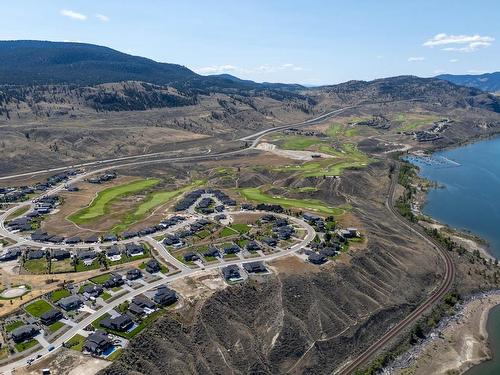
[391,292,500,375]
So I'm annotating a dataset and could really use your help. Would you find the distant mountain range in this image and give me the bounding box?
[0,40,301,91]
[437,72,500,93]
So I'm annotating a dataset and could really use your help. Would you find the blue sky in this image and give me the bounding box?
[1,0,499,85]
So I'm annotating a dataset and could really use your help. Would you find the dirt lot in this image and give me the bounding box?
[14,348,110,375]
[169,269,227,303]
[268,254,321,275]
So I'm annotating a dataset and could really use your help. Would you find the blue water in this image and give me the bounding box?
[409,137,500,259]
[102,345,116,357]
[465,303,500,375]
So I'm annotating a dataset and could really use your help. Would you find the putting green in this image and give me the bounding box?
[111,179,205,232]
[239,187,348,215]
[69,178,160,224]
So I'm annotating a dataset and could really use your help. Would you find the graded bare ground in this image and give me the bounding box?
[14,348,111,375]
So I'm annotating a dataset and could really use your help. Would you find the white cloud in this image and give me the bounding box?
[449,59,459,63]
[60,9,87,21]
[423,33,494,52]
[467,69,488,74]
[96,14,110,22]
[195,63,303,75]
[376,55,383,59]
[408,56,425,62]
[434,69,445,74]
[195,65,240,74]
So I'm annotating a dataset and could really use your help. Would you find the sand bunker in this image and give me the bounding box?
[256,142,334,161]
[1,285,28,298]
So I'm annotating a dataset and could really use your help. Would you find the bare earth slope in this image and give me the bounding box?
[100,164,442,375]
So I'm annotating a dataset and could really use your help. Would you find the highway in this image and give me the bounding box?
[0,106,353,182]
[0,98,446,373]
[335,166,455,375]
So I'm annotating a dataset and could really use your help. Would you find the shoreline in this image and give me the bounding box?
[389,135,500,374]
[389,291,500,375]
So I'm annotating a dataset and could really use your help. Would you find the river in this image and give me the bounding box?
[408,137,500,374]
[408,137,500,258]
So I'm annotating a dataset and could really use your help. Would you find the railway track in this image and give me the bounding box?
[337,164,456,375]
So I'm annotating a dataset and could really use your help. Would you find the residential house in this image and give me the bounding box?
[102,234,117,242]
[103,274,124,289]
[222,265,242,281]
[11,325,39,343]
[126,269,142,280]
[308,253,327,265]
[145,259,161,274]
[0,248,22,261]
[58,295,82,311]
[243,262,267,273]
[204,247,220,258]
[82,284,104,299]
[153,286,177,306]
[83,330,113,355]
[183,252,199,262]
[262,237,278,247]
[223,244,241,255]
[78,250,96,266]
[125,243,144,257]
[40,309,63,325]
[246,241,261,252]
[52,249,70,261]
[65,236,81,244]
[27,250,45,260]
[100,314,133,332]
[106,246,122,262]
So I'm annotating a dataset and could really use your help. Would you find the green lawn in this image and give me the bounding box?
[69,178,161,224]
[24,259,48,274]
[196,229,211,239]
[5,320,24,332]
[50,258,74,273]
[48,321,65,333]
[229,224,250,234]
[102,292,112,301]
[281,136,325,150]
[111,179,205,233]
[239,187,347,215]
[92,313,110,329]
[327,123,359,138]
[15,339,38,352]
[219,227,238,237]
[25,299,53,317]
[107,348,123,361]
[75,261,100,272]
[90,274,110,285]
[6,205,30,221]
[102,310,165,340]
[50,289,71,302]
[66,334,86,351]
[395,114,440,132]
[275,143,373,178]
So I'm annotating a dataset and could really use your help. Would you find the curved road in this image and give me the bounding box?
[336,166,455,375]
[0,106,354,182]
[0,211,315,374]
